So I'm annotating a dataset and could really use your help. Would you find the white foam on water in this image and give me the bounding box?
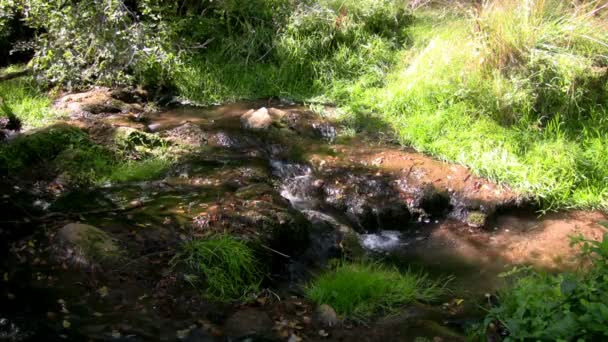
[360,231,403,251]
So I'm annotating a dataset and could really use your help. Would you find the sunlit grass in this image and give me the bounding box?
[0,65,61,128]
[172,235,263,301]
[306,261,446,321]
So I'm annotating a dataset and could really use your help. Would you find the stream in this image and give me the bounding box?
[1,99,607,341]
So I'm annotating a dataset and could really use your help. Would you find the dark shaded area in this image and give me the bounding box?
[0,13,35,67]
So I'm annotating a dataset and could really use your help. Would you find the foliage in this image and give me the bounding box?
[172,235,263,301]
[476,234,608,340]
[306,261,446,321]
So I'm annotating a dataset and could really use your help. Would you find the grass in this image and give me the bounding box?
[306,261,446,321]
[172,235,263,301]
[0,123,172,184]
[335,2,608,210]
[0,64,61,128]
[475,234,608,340]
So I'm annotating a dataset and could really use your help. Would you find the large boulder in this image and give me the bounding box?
[54,223,122,267]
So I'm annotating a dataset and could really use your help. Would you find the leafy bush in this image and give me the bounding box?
[478,234,608,340]
[306,261,446,321]
[172,235,263,301]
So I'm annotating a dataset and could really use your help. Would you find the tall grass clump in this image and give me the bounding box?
[475,0,608,125]
[172,235,263,301]
[0,65,58,128]
[306,261,446,321]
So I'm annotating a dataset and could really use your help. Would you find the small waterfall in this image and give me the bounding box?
[270,160,318,210]
[360,231,403,251]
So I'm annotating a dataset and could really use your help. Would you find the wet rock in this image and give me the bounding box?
[238,200,310,252]
[241,107,273,130]
[241,107,287,130]
[54,87,145,117]
[114,126,164,149]
[110,88,148,103]
[184,328,221,342]
[162,122,208,147]
[300,210,357,264]
[315,304,339,327]
[54,223,121,267]
[323,172,411,232]
[312,122,337,142]
[81,101,123,114]
[223,309,273,339]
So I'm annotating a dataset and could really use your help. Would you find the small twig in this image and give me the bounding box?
[261,244,290,258]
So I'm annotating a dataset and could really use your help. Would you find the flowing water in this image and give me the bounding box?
[1,101,607,341]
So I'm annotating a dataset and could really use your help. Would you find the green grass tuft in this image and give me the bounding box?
[0,65,60,128]
[306,261,446,321]
[172,235,263,301]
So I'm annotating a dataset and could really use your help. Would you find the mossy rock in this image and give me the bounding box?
[55,223,122,267]
[466,210,487,228]
[0,123,87,172]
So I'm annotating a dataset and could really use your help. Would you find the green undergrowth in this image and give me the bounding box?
[0,124,172,184]
[166,0,411,104]
[168,0,608,211]
[474,233,608,340]
[172,235,263,301]
[306,260,446,321]
[328,2,608,211]
[0,65,60,128]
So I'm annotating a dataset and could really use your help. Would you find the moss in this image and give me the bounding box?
[466,211,487,228]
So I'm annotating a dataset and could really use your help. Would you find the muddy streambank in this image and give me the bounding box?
[1,91,607,341]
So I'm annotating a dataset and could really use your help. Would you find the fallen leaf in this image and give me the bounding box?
[62,320,71,329]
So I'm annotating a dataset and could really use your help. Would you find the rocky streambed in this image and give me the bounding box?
[1,89,606,341]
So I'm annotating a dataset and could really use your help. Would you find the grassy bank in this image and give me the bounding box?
[169,1,608,211]
[335,3,608,211]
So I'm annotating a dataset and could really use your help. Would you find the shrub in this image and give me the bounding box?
[172,235,263,301]
[477,234,608,340]
[306,261,446,321]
